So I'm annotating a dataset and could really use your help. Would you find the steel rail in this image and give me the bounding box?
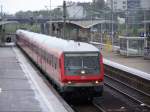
[105,74,150,98]
[104,76,150,109]
[92,102,107,112]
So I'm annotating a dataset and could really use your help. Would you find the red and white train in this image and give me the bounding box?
[16,30,104,99]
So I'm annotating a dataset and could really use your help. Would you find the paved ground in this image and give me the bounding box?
[102,50,150,74]
[0,47,46,111]
[0,46,72,112]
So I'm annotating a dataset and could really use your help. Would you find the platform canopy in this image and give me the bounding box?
[48,20,116,29]
[0,21,18,26]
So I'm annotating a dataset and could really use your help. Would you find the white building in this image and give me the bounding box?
[66,3,87,19]
[141,0,150,9]
[107,0,150,11]
[107,0,127,12]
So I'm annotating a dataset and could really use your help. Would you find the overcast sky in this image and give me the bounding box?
[0,0,94,14]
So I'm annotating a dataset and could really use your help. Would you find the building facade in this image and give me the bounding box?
[106,0,147,11]
[127,0,140,10]
[107,0,127,12]
[66,3,87,19]
[107,0,150,11]
[140,0,150,9]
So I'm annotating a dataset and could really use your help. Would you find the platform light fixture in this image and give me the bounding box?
[81,70,85,74]
[95,81,99,84]
[68,81,72,84]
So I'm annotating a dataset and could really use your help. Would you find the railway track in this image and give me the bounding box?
[71,102,105,112]
[104,64,150,95]
[93,102,107,112]
[104,74,150,111]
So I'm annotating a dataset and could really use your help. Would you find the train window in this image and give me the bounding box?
[49,54,52,65]
[44,51,47,61]
[46,53,48,63]
[53,57,55,68]
[38,48,40,55]
[48,54,50,64]
[56,59,59,69]
[42,50,45,58]
[41,49,43,58]
[64,53,100,75]
[83,56,100,73]
[54,63,57,69]
[43,50,45,59]
[36,46,38,53]
[54,58,58,69]
[52,56,54,65]
[32,44,35,51]
[50,56,57,69]
[51,56,54,67]
[38,47,41,55]
[35,45,38,53]
[34,45,37,53]
[40,49,42,57]
[54,57,57,69]
[40,49,43,57]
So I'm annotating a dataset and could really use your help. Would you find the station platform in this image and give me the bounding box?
[0,47,71,112]
[101,50,150,74]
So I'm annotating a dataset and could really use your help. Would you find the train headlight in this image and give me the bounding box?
[68,81,72,84]
[95,81,99,84]
[81,70,85,74]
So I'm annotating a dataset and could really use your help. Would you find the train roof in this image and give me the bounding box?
[16,30,99,52]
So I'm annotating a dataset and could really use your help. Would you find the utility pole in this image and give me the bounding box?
[125,1,128,36]
[49,0,52,35]
[63,0,66,39]
[111,0,114,46]
[144,9,146,37]
[0,5,3,20]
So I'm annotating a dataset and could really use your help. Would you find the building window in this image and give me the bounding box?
[123,6,126,9]
[123,1,126,4]
[114,1,117,4]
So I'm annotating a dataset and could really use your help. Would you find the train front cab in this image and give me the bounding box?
[59,51,104,98]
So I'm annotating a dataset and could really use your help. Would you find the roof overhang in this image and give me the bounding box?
[47,20,117,29]
[0,21,18,26]
[142,20,150,24]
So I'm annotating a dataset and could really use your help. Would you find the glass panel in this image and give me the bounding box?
[64,53,100,75]
[129,40,138,49]
[120,38,127,50]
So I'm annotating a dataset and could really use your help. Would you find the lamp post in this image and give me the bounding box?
[49,0,52,35]
[45,0,52,35]
[49,0,51,19]
[125,9,128,36]
[63,0,66,39]
[144,9,146,37]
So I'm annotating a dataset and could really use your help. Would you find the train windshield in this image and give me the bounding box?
[64,53,100,75]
